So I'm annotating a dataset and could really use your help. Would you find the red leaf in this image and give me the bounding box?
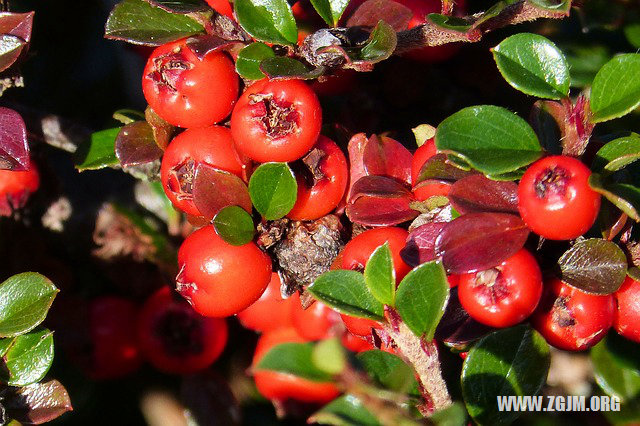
[115,122,163,167]
[416,153,473,184]
[0,107,30,171]
[0,34,25,73]
[4,379,73,424]
[346,176,417,226]
[435,213,529,274]
[400,222,447,267]
[449,174,518,214]
[192,164,252,220]
[349,175,411,201]
[0,11,34,42]
[347,0,413,31]
[185,35,245,61]
[362,135,412,185]
[345,133,369,203]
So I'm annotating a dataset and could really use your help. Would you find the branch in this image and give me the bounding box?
[395,0,571,53]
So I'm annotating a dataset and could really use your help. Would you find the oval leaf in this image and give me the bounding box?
[364,243,395,306]
[236,42,275,80]
[362,135,412,185]
[400,222,447,268]
[492,33,570,99]
[310,0,350,27]
[0,273,58,338]
[1,329,54,386]
[558,238,627,294]
[590,54,640,123]
[436,105,543,176]
[146,0,210,13]
[0,35,25,73]
[590,173,640,222]
[256,342,333,381]
[192,164,252,220]
[0,107,30,171]
[346,0,412,31]
[213,205,255,246]
[449,174,519,214]
[3,379,72,424]
[234,0,297,45]
[115,121,163,167]
[105,0,205,46]
[259,56,324,80]
[395,261,449,340]
[416,153,473,184]
[435,213,529,274]
[308,270,384,320]
[357,350,419,395]
[74,127,121,171]
[591,336,640,401]
[462,325,550,426]
[248,162,297,220]
[308,395,381,426]
[592,134,640,172]
[356,20,397,63]
[346,176,417,226]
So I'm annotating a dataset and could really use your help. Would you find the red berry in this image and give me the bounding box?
[137,287,228,374]
[0,164,39,216]
[160,126,250,217]
[237,273,295,333]
[204,0,234,18]
[342,227,412,281]
[340,314,383,338]
[411,138,436,186]
[447,274,460,288]
[252,328,340,403]
[518,155,601,240]
[290,293,340,341]
[341,331,374,352]
[614,276,640,343]
[142,37,239,128]
[231,79,322,163]
[531,278,615,351]
[413,180,451,201]
[177,226,272,317]
[84,297,142,380]
[458,249,543,328]
[287,136,348,220]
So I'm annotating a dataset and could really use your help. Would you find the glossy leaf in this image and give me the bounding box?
[145,107,175,150]
[145,0,209,13]
[248,162,297,220]
[412,124,436,147]
[234,0,297,45]
[593,134,640,172]
[1,328,54,386]
[357,350,419,395]
[429,402,468,426]
[0,273,58,338]
[362,135,412,185]
[346,176,417,226]
[356,20,396,63]
[396,261,449,340]
[591,336,640,402]
[259,56,324,80]
[435,287,494,348]
[0,107,30,171]
[105,0,205,46]
[346,0,412,31]
[428,14,472,32]
[435,213,529,274]
[114,121,164,167]
[213,205,255,246]
[309,395,381,426]
[3,379,72,424]
[256,342,333,381]
[310,0,349,26]
[590,54,640,123]
[364,243,395,306]
[589,174,640,222]
[401,222,447,268]
[449,174,518,214]
[236,42,275,80]
[492,33,570,99]
[527,0,571,12]
[416,154,472,184]
[192,164,252,220]
[625,24,640,49]
[558,238,627,294]
[74,127,121,171]
[0,35,24,73]
[462,326,550,426]
[0,12,33,72]
[308,270,385,320]
[436,105,542,176]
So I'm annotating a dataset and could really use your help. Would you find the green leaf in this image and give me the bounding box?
[235,42,275,80]
[562,44,611,88]
[592,336,640,402]
[308,270,384,320]
[357,21,396,63]
[363,243,395,307]
[526,0,571,12]
[146,0,210,13]
[1,329,54,386]
[248,162,298,220]
[593,134,640,173]
[428,402,468,426]
[74,128,120,171]
[428,14,472,32]
[435,105,542,176]
[105,0,204,46]
[212,205,255,246]
[357,350,419,395]
[461,325,550,426]
[492,33,570,99]
[234,0,297,45]
[259,56,324,80]
[310,0,349,26]
[625,24,640,49]
[395,262,449,340]
[312,338,346,375]
[308,395,381,426]
[589,174,640,222]
[0,273,58,338]
[412,124,436,147]
[256,342,333,381]
[590,54,640,123]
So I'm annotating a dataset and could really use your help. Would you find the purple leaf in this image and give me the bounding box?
[115,121,163,167]
[0,107,30,171]
[363,135,412,186]
[349,175,411,201]
[347,0,413,31]
[0,34,25,73]
[192,164,252,220]
[185,34,244,61]
[3,379,72,424]
[435,213,529,274]
[346,176,417,226]
[449,174,519,214]
[435,287,495,347]
[416,153,474,184]
[401,222,447,267]
[0,11,34,42]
